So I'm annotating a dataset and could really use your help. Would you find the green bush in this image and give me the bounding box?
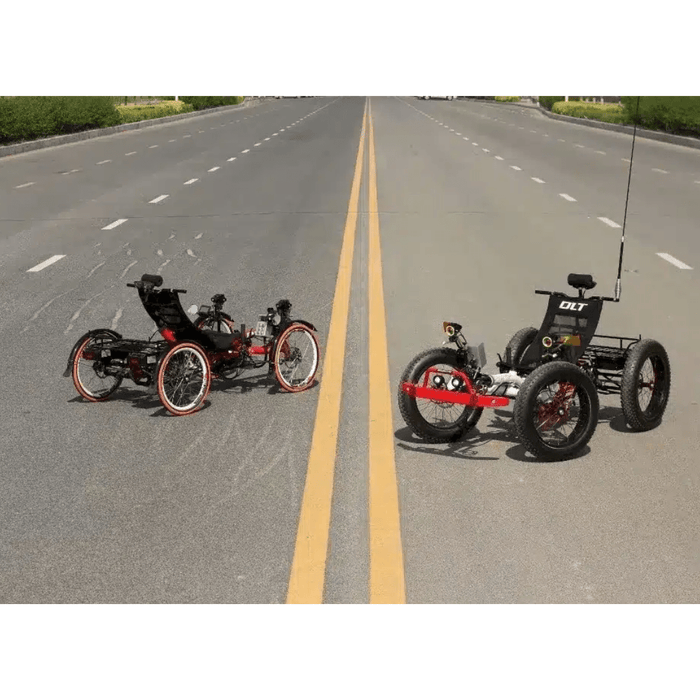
[0,96,121,144]
[495,96,520,102]
[116,100,195,123]
[621,96,700,135]
[180,96,244,110]
[538,96,564,111]
[551,100,629,124]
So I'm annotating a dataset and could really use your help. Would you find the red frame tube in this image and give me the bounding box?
[401,366,510,409]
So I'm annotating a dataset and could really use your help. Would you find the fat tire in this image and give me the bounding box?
[397,347,483,443]
[504,326,538,367]
[156,342,211,416]
[620,339,671,431]
[514,361,599,461]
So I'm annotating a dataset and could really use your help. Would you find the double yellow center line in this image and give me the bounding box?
[286,99,406,604]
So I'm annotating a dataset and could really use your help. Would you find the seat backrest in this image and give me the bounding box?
[519,293,603,367]
[138,287,214,347]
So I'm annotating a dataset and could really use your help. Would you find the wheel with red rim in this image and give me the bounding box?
[620,339,670,431]
[72,332,122,402]
[156,342,211,415]
[514,361,598,461]
[195,314,235,334]
[273,323,319,392]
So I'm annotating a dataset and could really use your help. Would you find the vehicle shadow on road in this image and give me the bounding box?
[213,373,319,395]
[395,408,597,464]
[597,404,634,433]
[395,403,633,463]
[68,389,213,417]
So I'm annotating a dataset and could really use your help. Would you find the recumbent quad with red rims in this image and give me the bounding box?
[398,273,671,461]
[64,274,320,415]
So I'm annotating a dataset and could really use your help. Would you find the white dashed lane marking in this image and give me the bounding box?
[227,157,237,162]
[15,182,35,188]
[102,218,128,230]
[658,253,693,270]
[575,144,585,148]
[559,193,577,202]
[184,178,199,185]
[183,135,191,138]
[531,177,545,183]
[254,143,262,147]
[510,165,522,171]
[208,167,220,172]
[495,156,504,160]
[96,160,112,165]
[125,152,137,156]
[148,145,158,149]
[598,217,621,228]
[27,255,65,272]
[595,150,606,155]
[168,139,176,142]
[149,195,169,204]
[652,168,669,174]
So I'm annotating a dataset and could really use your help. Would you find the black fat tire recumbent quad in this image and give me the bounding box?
[398,273,671,461]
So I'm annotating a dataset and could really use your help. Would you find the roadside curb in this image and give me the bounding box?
[0,97,271,159]
[535,107,700,150]
[457,98,700,150]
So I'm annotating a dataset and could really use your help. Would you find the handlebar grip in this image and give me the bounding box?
[535,290,551,295]
[126,283,136,288]
[173,288,187,294]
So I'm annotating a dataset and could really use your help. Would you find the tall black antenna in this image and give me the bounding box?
[613,95,641,301]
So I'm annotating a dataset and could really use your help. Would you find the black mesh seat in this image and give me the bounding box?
[568,273,596,291]
[201,330,235,351]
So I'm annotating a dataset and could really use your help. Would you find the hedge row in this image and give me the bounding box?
[116,100,195,124]
[621,96,700,135]
[538,96,565,111]
[494,96,520,102]
[551,101,628,124]
[180,96,244,110]
[0,96,121,144]
[0,96,246,145]
[540,97,700,137]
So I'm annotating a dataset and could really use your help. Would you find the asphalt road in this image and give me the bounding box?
[1,97,698,603]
